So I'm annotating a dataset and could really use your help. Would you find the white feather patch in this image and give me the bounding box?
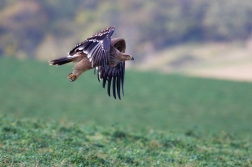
[83,50,88,54]
[77,46,84,50]
[67,54,78,58]
[98,71,102,80]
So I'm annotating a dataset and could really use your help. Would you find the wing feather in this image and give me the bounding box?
[97,38,127,99]
[68,27,115,68]
[117,72,121,99]
[100,62,125,99]
[112,76,116,99]
[107,76,112,97]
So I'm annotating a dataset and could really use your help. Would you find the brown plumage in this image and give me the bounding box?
[49,26,134,99]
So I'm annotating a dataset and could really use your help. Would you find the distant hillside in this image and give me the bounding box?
[137,41,252,82]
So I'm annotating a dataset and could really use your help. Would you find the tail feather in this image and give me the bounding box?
[49,56,75,66]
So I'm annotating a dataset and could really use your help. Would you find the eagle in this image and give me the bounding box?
[49,26,134,100]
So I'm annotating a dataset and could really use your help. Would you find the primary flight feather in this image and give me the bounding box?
[49,26,134,99]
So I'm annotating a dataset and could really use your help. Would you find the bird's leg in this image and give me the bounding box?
[67,73,78,82]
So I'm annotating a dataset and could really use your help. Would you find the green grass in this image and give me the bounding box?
[0,115,251,166]
[0,56,252,166]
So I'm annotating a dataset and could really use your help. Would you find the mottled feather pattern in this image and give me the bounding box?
[90,26,115,38]
[68,27,114,56]
[68,27,115,69]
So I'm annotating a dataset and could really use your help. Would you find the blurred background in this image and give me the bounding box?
[1,0,252,80]
[1,0,252,136]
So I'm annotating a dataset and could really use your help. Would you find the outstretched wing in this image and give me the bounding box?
[99,62,125,100]
[68,26,115,68]
[98,38,127,100]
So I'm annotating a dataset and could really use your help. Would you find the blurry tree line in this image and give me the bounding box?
[0,0,252,59]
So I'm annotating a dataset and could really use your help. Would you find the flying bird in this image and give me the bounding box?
[49,26,134,99]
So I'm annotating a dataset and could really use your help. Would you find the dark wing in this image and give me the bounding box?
[100,62,125,100]
[68,26,115,68]
[98,38,127,100]
[111,38,126,53]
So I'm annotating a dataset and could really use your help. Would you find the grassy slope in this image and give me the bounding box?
[0,57,252,166]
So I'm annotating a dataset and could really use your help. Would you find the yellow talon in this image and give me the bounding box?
[67,73,78,82]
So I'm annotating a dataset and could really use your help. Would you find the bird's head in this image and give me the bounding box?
[121,54,134,61]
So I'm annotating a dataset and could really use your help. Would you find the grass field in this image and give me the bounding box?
[0,57,252,166]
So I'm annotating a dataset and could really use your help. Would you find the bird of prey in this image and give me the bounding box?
[49,26,134,99]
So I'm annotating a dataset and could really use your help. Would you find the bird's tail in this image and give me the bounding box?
[49,56,77,66]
